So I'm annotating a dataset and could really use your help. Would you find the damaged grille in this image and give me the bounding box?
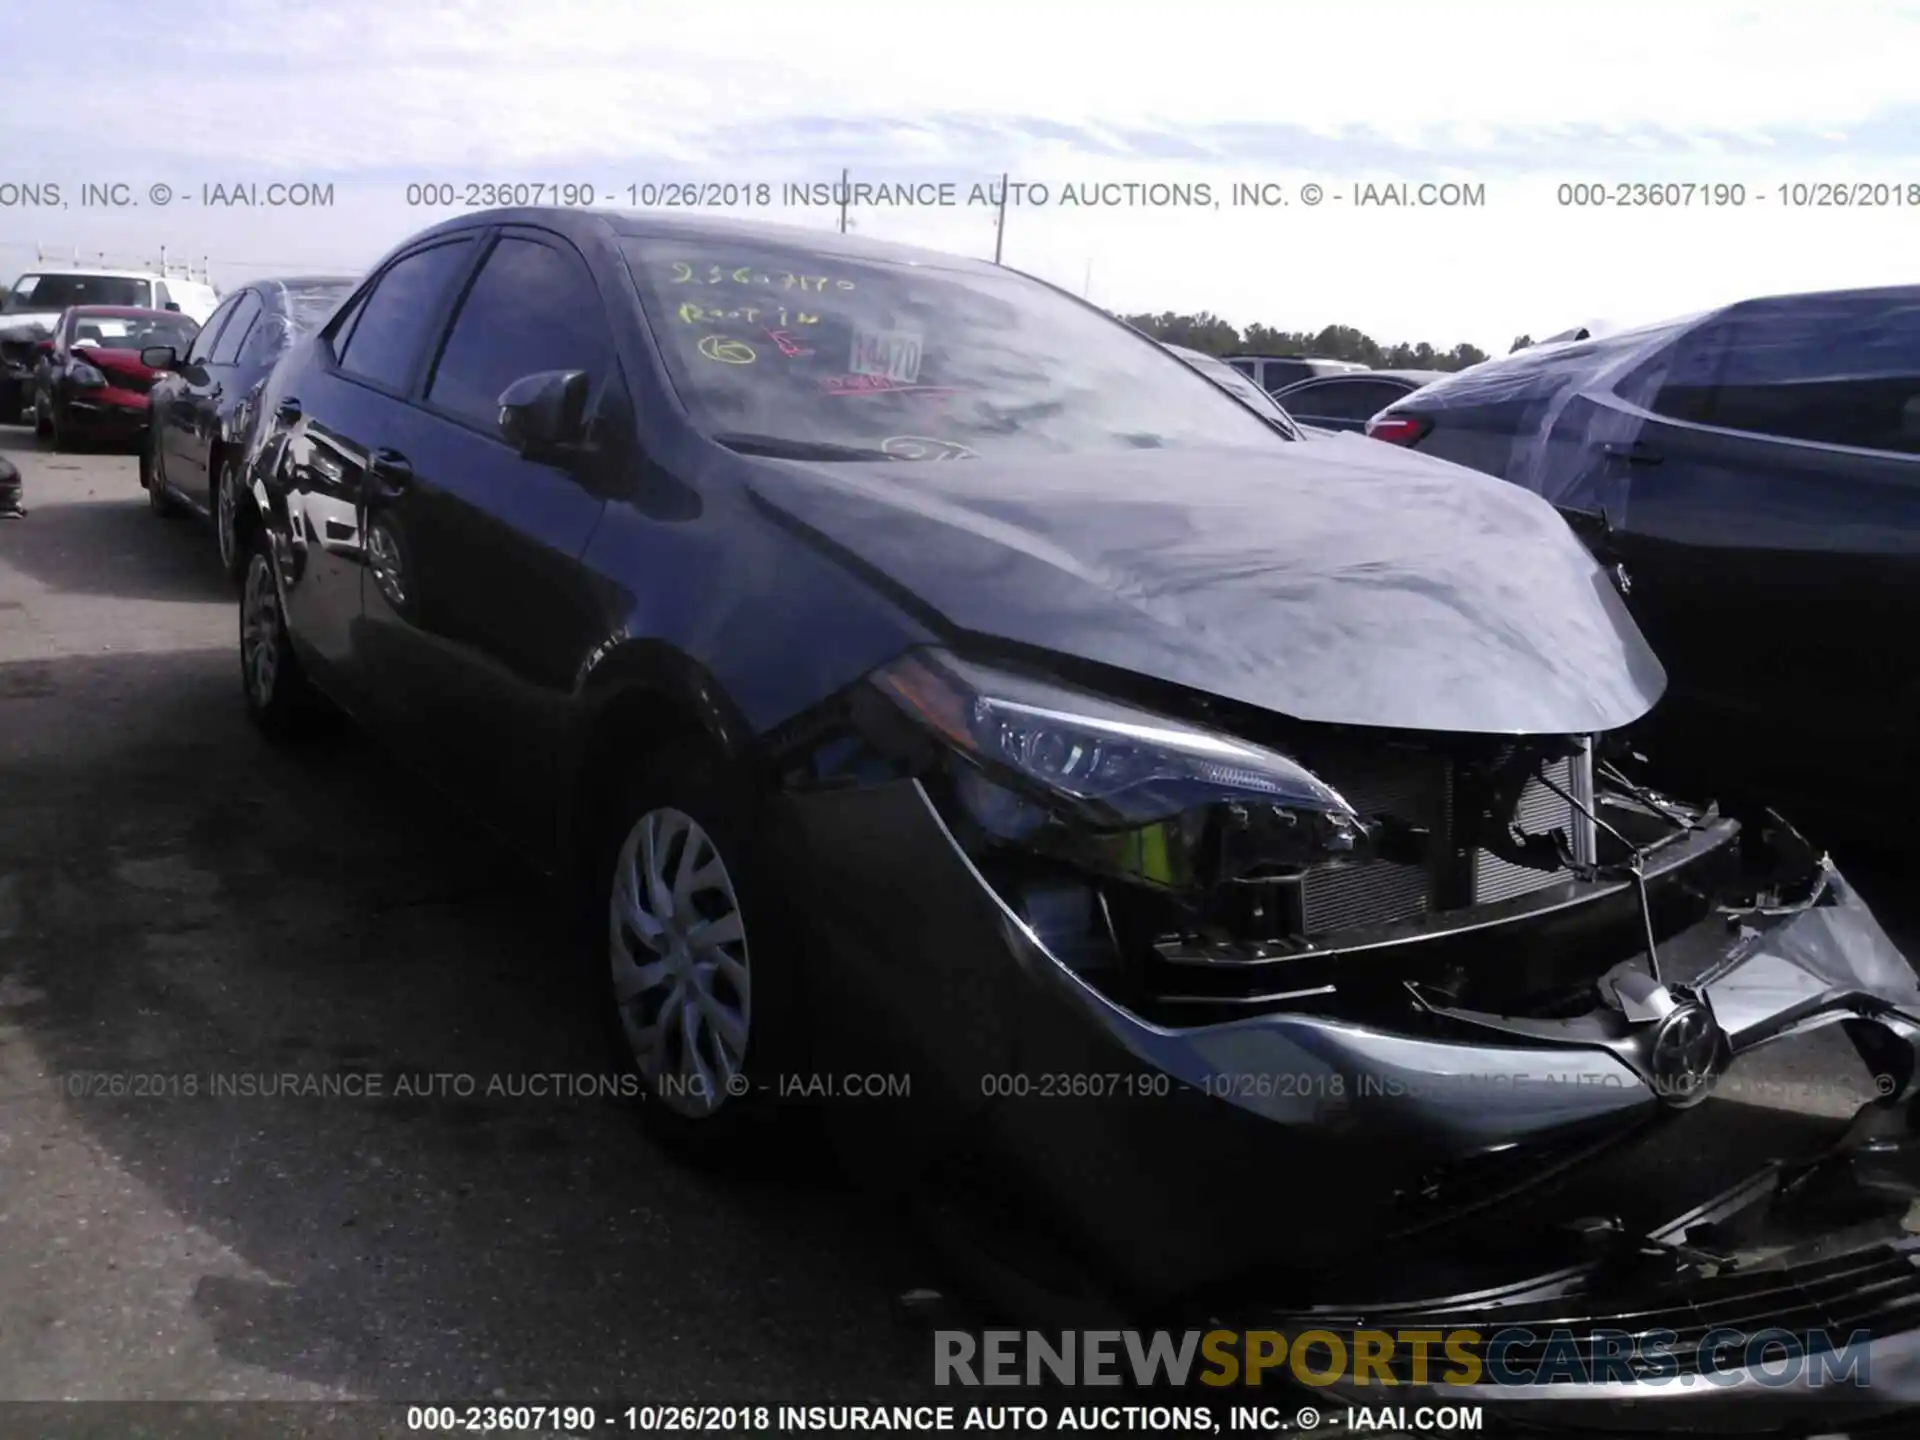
[1298,743,1595,936]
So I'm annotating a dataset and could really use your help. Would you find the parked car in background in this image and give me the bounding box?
[1162,343,1299,431]
[0,321,52,424]
[3,266,221,326]
[1272,368,1448,433]
[1224,353,1369,394]
[227,209,1920,1426]
[2,267,218,422]
[143,275,359,579]
[1367,284,1920,802]
[29,306,200,451]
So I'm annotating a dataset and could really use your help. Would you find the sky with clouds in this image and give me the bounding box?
[4,0,1917,351]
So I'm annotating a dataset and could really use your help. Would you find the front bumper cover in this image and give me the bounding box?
[779,779,1920,1427]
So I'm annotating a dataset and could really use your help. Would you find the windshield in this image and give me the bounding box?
[67,312,199,351]
[6,274,151,312]
[621,236,1284,458]
[1166,345,1294,425]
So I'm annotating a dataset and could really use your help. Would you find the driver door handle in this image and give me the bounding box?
[368,448,413,499]
[1601,439,1663,465]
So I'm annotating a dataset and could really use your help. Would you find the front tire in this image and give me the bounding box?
[240,527,318,739]
[147,434,182,517]
[48,400,81,453]
[214,453,246,580]
[597,743,805,1166]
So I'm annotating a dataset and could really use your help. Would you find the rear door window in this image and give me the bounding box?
[209,292,261,365]
[239,308,294,369]
[185,297,239,364]
[1288,378,1403,422]
[336,239,477,394]
[1652,291,1920,453]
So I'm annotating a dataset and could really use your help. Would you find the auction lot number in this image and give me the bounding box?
[408,1405,781,1431]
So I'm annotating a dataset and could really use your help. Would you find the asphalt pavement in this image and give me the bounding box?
[0,429,959,1414]
[0,425,1909,1433]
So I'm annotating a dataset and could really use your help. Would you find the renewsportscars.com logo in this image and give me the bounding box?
[934,1327,1877,1389]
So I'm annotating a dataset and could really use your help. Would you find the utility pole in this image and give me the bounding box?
[839,167,849,234]
[993,172,1009,264]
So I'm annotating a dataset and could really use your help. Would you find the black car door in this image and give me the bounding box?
[272,238,480,705]
[355,227,617,852]
[1546,292,1920,750]
[178,290,261,500]
[159,294,237,481]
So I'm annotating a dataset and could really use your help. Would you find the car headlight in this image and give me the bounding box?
[69,361,105,387]
[869,648,1370,889]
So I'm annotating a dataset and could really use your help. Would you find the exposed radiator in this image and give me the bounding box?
[1469,750,1592,904]
[1298,742,1595,936]
[1300,747,1444,935]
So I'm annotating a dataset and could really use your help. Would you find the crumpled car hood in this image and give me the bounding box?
[746,436,1667,735]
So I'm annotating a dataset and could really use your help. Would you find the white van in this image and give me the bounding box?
[2,267,222,327]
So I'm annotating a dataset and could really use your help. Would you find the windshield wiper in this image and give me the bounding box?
[711,432,896,462]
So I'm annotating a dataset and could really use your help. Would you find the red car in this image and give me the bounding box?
[30,305,200,451]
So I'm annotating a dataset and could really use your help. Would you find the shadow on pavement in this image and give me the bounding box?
[0,432,231,607]
[0,646,949,1403]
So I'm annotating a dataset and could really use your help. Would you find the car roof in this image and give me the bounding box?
[255,274,359,290]
[249,276,359,309]
[389,206,1006,279]
[1275,368,1444,394]
[1227,353,1363,364]
[18,266,163,280]
[64,305,179,318]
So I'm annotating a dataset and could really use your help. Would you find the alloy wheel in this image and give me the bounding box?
[148,441,171,512]
[216,461,239,572]
[608,806,751,1118]
[241,553,281,707]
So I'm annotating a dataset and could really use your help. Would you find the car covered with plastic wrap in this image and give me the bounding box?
[1368,286,1920,802]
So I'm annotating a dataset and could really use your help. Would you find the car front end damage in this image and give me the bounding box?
[770,647,1920,1426]
[0,322,50,422]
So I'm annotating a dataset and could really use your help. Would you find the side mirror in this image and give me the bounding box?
[140,346,179,371]
[497,369,589,458]
[164,302,182,313]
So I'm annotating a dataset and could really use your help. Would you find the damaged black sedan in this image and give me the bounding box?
[236,208,1920,1430]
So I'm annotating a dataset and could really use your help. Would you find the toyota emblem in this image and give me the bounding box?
[1648,1002,1725,1107]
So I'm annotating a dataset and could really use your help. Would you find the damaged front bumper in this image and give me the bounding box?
[779,776,1920,1426]
[1290,1119,1920,1430]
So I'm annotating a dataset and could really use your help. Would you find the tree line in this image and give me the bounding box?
[1116,310,1537,372]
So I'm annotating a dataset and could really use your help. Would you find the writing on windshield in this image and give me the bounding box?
[624,237,1284,459]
